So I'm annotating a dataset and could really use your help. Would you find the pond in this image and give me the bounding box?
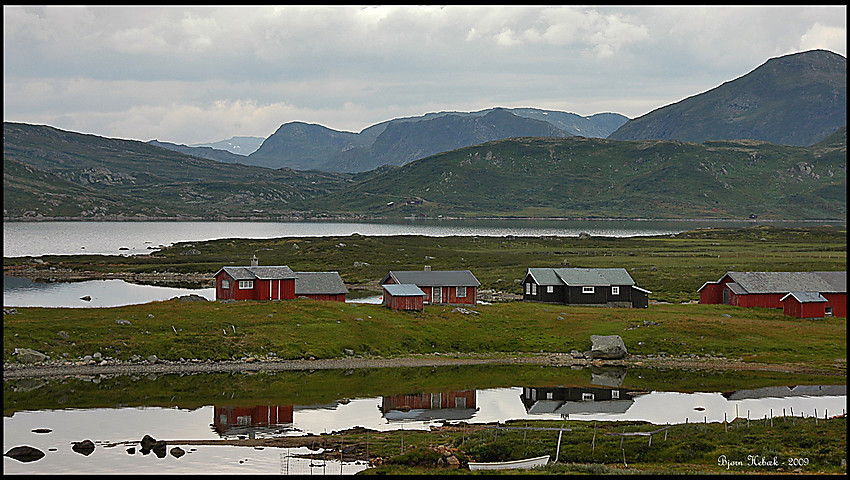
[2,276,381,308]
[3,365,845,474]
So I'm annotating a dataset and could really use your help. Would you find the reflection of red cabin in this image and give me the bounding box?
[213,405,294,437]
[381,390,477,413]
[214,256,347,302]
[698,271,846,317]
[381,268,480,305]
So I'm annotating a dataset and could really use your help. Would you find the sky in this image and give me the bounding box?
[3,5,846,146]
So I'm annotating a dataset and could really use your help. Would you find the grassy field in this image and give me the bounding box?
[4,225,846,303]
[3,298,846,374]
[348,415,847,475]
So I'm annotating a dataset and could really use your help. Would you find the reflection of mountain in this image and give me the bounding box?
[380,390,478,422]
[212,405,294,438]
[723,385,846,401]
[521,387,635,416]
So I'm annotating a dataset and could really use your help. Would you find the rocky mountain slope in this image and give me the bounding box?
[608,49,846,146]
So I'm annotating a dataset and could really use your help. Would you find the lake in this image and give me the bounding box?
[2,219,829,258]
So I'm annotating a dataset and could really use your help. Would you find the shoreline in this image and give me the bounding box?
[3,353,843,380]
[3,216,845,223]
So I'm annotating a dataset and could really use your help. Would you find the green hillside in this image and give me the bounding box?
[609,50,846,146]
[315,134,847,220]
[3,122,353,218]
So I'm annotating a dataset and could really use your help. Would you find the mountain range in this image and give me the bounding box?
[151,49,845,175]
[3,49,846,221]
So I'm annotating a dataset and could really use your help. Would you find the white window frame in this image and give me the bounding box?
[238,280,254,290]
[581,392,595,401]
[456,286,467,298]
[611,390,620,399]
[611,286,620,296]
[221,279,230,289]
[531,283,537,295]
[525,282,531,295]
[546,285,554,294]
[582,286,595,294]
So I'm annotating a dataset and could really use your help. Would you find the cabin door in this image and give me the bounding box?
[432,287,442,304]
[722,287,730,305]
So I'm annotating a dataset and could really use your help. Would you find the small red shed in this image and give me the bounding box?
[780,291,827,319]
[383,283,425,311]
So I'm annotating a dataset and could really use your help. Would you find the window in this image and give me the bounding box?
[531,283,537,295]
[221,279,230,289]
[582,286,595,294]
[581,392,595,401]
[612,286,620,296]
[456,286,467,297]
[611,390,620,399]
[825,307,833,316]
[546,391,553,400]
[546,285,554,294]
[238,280,254,290]
[525,283,531,295]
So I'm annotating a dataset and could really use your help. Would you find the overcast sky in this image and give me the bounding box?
[3,5,846,146]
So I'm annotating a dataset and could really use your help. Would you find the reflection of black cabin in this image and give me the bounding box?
[521,386,635,416]
[522,268,650,308]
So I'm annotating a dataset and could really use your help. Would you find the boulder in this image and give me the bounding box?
[588,335,628,360]
[72,440,95,456]
[170,447,185,458]
[14,348,49,364]
[4,445,45,463]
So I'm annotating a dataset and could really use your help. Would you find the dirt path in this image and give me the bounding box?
[3,352,843,379]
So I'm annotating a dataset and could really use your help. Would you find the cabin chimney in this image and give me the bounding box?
[251,255,259,267]
[424,265,431,271]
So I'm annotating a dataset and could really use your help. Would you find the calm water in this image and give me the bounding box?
[3,372,845,474]
[2,219,827,258]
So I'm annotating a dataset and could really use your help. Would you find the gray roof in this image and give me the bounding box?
[526,268,565,286]
[383,283,426,297]
[295,272,348,295]
[725,271,846,294]
[526,267,635,287]
[218,265,295,280]
[384,270,481,287]
[780,291,827,303]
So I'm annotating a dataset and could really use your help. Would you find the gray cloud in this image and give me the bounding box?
[3,5,846,145]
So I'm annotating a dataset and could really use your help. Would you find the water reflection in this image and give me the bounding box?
[3,365,846,474]
[380,390,478,422]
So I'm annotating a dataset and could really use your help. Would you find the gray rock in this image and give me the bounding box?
[72,440,95,456]
[170,447,185,458]
[80,295,91,301]
[14,348,49,364]
[589,335,628,360]
[5,445,45,463]
[57,331,71,340]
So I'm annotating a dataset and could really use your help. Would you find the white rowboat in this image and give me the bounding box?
[467,454,550,471]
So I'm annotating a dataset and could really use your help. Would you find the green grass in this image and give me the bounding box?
[327,416,848,475]
[3,300,846,374]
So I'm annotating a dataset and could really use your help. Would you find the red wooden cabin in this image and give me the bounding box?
[698,271,845,317]
[381,267,480,305]
[214,256,347,302]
